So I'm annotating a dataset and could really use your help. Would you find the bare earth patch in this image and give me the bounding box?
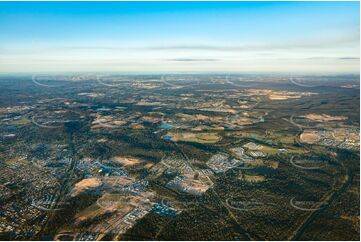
[240,174,266,182]
[304,113,347,121]
[299,130,319,144]
[71,178,102,197]
[112,156,143,166]
[164,132,221,143]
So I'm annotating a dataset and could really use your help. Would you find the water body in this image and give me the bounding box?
[160,123,174,129]
[96,107,111,111]
[163,135,173,140]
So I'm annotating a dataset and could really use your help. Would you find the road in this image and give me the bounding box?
[290,168,352,240]
[34,132,79,240]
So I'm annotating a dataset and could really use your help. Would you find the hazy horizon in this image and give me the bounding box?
[0,1,359,74]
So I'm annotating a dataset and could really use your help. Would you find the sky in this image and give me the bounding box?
[0,1,359,74]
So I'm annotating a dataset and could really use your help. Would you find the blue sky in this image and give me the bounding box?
[0,1,359,73]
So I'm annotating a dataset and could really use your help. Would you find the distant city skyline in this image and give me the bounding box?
[0,1,359,74]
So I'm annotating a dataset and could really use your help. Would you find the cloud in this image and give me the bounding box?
[1,32,358,57]
[300,57,360,61]
[272,56,360,61]
[339,57,359,60]
[144,34,358,52]
[168,58,219,62]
